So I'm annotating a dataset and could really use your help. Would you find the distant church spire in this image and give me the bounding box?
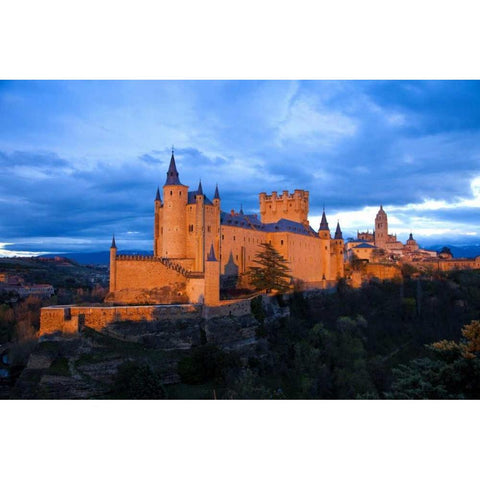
[111,235,117,249]
[165,150,181,185]
[214,183,220,200]
[335,221,343,239]
[155,186,161,202]
[197,179,203,195]
[319,208,329,231]
[240,203,244,215]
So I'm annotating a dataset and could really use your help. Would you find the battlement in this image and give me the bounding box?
[259,189,309,224]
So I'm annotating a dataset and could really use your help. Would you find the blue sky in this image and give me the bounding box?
[1,80,480,255]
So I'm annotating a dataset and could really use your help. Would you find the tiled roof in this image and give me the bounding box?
[220,212,317,237]
[187,190,213,205]
[353,242,377,249]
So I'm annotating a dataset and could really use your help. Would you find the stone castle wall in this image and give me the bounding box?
[39,303,203,336]
[109,256,191,304]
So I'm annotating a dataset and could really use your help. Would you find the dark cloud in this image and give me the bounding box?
[1,81,480,254]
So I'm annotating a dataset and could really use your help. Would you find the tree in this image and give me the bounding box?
[110,361,166,399]
[245,242,291,293]
[387,320,480,399]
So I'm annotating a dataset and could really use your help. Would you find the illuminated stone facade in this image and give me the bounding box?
[106,151,346,306]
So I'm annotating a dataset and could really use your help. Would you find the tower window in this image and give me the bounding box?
[281,240,284,245]
[170,190,173,196]
[222,235,224,240]
[207,226,211,232]
[233,236,236,241]
[179,191,182,196]
[188,225,194,232]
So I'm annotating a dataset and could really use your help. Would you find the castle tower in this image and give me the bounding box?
[374,205,388,249]
[213,184,221,269]
[318,209,331,281]
[259,189,309,224]
[194,180,205,271]
[162,150,188,258]
[109,235,117,293]
[153,186,162,257]
[331,221,345,279]
[204,243,220,305]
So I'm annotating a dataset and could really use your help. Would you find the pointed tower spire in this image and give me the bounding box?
[335,221,343,239]
[111,235,117,249]
[197,179,203,195]
[240,203,244,215]
[319,208,329,231]
[165,150,181,185]
[155,186,161,202]
[214,183,220,200]
[207,243,217,261]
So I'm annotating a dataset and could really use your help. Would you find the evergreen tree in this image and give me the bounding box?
[246,242,291,293]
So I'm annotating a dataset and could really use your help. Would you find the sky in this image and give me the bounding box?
[1,80,480,256]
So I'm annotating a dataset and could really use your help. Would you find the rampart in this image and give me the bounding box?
[39,297,255,336]
[108,255,200,304]
[39,303,202,336]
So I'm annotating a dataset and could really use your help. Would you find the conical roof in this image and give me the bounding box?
[214,184,220,200]
[155,187,161,202]
[319,209,329,231]
[111,235,116,249]
[197,180,203,195]
[207,243,217,261]
[165,151,181,185]
[334,221,343,239]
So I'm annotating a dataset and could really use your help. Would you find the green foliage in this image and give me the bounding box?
[48,357,70,376]
[177,345,239,385]
[246,242,291,293]
[387,320,480,399]
[111,361,166,399]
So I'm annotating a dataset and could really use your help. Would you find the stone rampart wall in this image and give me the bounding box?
[39,304,202,336]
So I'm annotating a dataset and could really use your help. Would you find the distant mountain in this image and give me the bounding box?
[39,250,153,265]
[424,244,480,259]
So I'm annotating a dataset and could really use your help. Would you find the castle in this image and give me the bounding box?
[106,151,345,306]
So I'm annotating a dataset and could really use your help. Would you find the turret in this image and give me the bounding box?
[204,243,220,305]
[109,235,117,292]
[318,209,330,240]
[154,187,162,256]
[213,184,220,208]
[162,150,188,258]
[331,221,345,279]
[318,208,331,282]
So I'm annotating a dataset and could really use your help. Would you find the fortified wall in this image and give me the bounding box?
[107,254,204,305]
[39,297,254,336]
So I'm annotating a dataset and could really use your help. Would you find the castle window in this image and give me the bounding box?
[281,240,284,245]
[325,246,328,250]
[188,225,194,232]
[233,236,236,241]
[179,191,182,196]
[207,226,211,232]
[161,227,163,234]
[170,190,173,196]
[236,255,238,260]
[222,235,224,240]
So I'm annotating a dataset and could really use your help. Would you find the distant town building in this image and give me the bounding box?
[0,273,54,298]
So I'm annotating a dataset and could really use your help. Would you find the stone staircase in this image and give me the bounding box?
[116,254,203,278]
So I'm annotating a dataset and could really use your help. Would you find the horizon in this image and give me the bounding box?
[2,80,480,257]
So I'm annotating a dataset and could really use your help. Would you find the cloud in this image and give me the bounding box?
[1,81,480,253]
